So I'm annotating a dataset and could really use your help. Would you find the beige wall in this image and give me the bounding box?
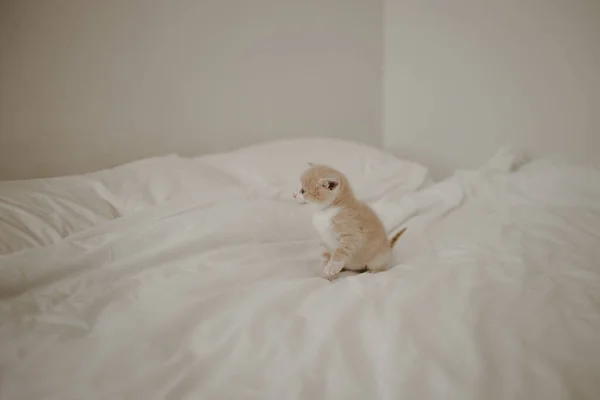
[0,0,382,180]
[384,0,600,178]
[3,1,599,181]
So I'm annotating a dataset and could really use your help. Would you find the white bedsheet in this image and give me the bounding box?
[1,145,599,399]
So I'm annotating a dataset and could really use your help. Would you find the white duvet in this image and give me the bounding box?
[1,140,599,400]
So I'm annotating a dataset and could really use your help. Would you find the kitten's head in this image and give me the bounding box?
[293,163,347,207]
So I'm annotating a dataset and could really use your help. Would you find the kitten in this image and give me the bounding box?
[293,163,406,280]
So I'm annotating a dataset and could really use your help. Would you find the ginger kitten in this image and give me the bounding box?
[293,163,406,280]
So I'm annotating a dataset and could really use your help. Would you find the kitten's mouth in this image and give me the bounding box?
[293,193,307,204]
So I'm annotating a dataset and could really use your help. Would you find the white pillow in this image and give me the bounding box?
[0,141,427,254]
[0,176,119,254]
[88,155,241,215]
[0,155,241,254]
[198,138,430,201]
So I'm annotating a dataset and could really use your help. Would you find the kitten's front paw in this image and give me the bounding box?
[321,251,331,266]
[324,260,344,279]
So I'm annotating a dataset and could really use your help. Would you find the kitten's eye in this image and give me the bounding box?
[300,189,305,194]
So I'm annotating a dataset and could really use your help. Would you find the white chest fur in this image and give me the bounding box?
[312,207,341,252]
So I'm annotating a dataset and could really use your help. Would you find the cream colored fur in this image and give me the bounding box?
[294,163,405,280]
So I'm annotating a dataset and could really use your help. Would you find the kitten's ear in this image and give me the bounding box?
[319,177,340,191]
[308,162,314,167]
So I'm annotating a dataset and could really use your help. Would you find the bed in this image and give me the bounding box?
[1,138,599,400]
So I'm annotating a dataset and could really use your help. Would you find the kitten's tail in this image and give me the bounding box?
[389,227,407,248]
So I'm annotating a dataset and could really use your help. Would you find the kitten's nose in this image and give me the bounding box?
[293,193,297,198]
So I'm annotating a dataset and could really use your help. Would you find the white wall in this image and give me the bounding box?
[384,0,600,178]
[0,0,382,180]
[3,1,598,181]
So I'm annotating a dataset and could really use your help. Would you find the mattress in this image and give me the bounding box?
[1,140,599,400]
